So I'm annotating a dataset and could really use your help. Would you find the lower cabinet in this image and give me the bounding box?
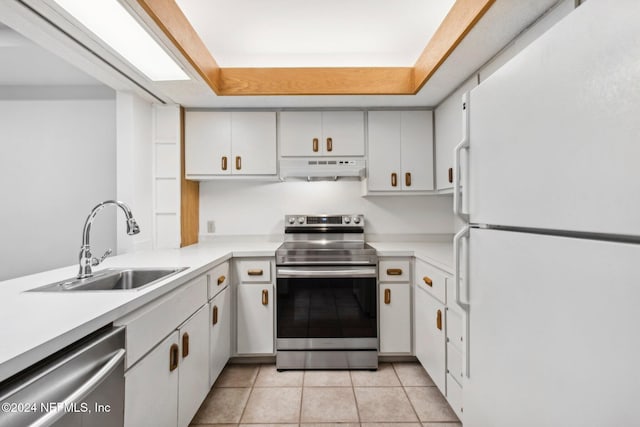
[124,305,210,427]
[414,284,446,393]
[209,286,231,386]
[379,282,412,354]
[237,283,274,354]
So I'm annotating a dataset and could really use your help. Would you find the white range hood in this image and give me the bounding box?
[279,158,366,181]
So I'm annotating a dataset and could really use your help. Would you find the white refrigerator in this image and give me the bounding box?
[453,1,640,426]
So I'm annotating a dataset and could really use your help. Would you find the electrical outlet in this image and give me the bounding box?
[207,220,215,233]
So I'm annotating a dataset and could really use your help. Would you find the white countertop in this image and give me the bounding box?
[0,238,451,382]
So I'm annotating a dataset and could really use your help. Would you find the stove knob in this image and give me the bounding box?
[298,216,305,224]
[288,217,295,225]
[343,216,351,224]
[352,216,361,224]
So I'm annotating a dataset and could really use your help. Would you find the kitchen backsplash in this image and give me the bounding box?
[199,180,454,237]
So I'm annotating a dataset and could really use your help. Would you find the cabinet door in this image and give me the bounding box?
[280,112,322,156]
[321,111,365,156]
[379,283,411,354]
[367,111,401,191]
[237,283,274,354]
[209,287,231,386]
[400,111,434,191]
[178,305,210,427]
[124,331,179,427]
[231,112,277,175]
[414,285,446,393]
[185,111,231,176]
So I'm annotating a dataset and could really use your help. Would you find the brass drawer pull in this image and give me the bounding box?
[248,269,264,276]
[436,309,443,331]
[405,172,412,187]
[217,275,226,285]
[326,137,333,152]
[169,344,179,372]
[212,305,218,325]
[423,276,433,287]
[384,288,391,304]
[221,156,228,171]
[235,156,242,170]
[448,167,453,183]
[262,289,269,305]
[312,138,319,152]
[182,333,190,358]
[391,172,397,187]
[386,268,403,276]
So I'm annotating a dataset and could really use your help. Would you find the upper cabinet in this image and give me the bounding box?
[367,110,434,193]
[280,111,365,157]
[185,111,277,179]
[434,77,477,191]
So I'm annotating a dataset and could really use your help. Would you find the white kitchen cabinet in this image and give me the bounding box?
[434,77,477,191]
[237,283,274,354]
[367,110,434,193]
[209,286,231,386]
[177,305,210,427]
[414,284,446,393]
[379,282,411,354]
[279,111,364,157]
[124,331,179,427]
[185,111,276,178]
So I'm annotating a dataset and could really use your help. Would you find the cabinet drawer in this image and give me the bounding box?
[379,259,410,282]
[446,307,463,353]
[415,259,447,304]
[116,275,207,368]
[447,342,464,387]
[446,372,464,421]
[207,261,230,299]
[235,259,272,282]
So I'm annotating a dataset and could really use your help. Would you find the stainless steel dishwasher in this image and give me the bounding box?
[0,326,125,427]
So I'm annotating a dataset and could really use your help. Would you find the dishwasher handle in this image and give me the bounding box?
[31,349,125,427]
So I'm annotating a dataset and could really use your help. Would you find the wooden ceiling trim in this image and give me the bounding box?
[219,67,415,96]
[413,0,495,92]
[136,0,222,93]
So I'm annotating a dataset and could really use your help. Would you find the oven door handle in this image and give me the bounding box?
[277,266,377,278]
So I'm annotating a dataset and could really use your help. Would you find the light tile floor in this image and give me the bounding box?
[190,362,461,427]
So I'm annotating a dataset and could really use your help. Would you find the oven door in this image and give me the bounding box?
[276,265,378,350]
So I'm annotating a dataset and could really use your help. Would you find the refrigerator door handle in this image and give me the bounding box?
[454,225,471,379]
[453,92,470,221]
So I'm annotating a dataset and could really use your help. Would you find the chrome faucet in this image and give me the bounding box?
[78,200,140,279]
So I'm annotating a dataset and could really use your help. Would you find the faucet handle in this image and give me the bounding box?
[91,249,113,266]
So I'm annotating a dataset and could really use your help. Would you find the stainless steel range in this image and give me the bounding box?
[275,214,378,370]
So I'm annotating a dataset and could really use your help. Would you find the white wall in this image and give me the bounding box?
[0,99,116,281]
[199,180,454,237]
[116,91,153,253]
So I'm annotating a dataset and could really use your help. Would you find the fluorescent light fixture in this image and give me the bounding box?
[53,0,189,81]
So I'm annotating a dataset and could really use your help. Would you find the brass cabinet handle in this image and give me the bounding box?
[235,156,241,170]
[326,137,333,152]
[391,173,398,187]
[212,305,218,325]
[405,172,412,187]
[386,268,403,276]
[221,156,228,171]
[182,332,190,358]
[248,269,264,276]
[384,288,391,304]
[448,167,454,183]
[423,276,433,287]
[262,289,269,305]
[169,343,179,372]
[217,275,226,285]
[312,138,319,152]
[436,309,443,331]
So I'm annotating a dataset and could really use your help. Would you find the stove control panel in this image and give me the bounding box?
[284,214,364,228]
